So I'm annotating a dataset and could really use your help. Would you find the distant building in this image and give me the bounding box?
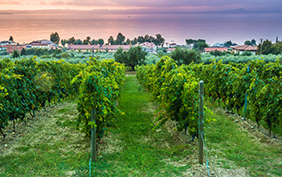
[68,45,132,52]
[204,47,228,53]
[166,48,176,54]
[231,45,258,55]
[29,39,56,49]
[169,43,177,48]
[138,42,157,53]
[30,43,51,49]
[6,44,26,54]
[1,41,9,46]
[0,45,7,51]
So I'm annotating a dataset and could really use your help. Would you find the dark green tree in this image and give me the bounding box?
[9,36,13,41]
[12,50,20,58]
[271,42,282,55]
[251,39,257,46]
[154,34,165,46]
[126,38,131,45]
[257,40,273,55]
[193,42,208,52]
[171,47,201,65]
[69,37,76,44]
[83,36,91,45]
[90,40,98,45]
[98,39,104,45]
[20,48,27,56]
[114,46,147,71]
[186,39,195,45]
[116,33,125,45]
[137,36,144,44]
[132,38,138,45]
[224,41,233,47]
[108,36,114,45]
[244,40,252,45]
[50,32,60,44]
[75,39,82,45]
[61,39,69,46]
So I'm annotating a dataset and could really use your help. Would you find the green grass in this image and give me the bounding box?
[85,76,193,176]
[205,100,282,176]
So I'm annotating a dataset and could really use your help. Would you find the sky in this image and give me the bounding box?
[0,0,282,13]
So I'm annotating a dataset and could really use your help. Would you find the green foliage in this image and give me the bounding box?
[0,51,9,55]
[116,33,125,45]
[12,50,20,58]
[9,36,13,41]
[193,59,282,136]
[210,50,228,56]
[60,52,71,59]
[114,46,147,71]
[244,39,257,46]
[20,48,27,56]
[40,54,52,59]
[137,56,214,135]
[241,51,252,56]
[50,32,60,44]
[171,48,201,65]
[193,42,208,51]
[0,57,85,138]
[73,58,125,139]
[108,36,114,45]
[201,53,282,64]
[186,39,205,45]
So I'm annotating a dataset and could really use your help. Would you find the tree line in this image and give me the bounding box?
[50,32,165,46]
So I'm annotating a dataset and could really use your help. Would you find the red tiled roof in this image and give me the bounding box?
[139,42,156,48]
[244,45,258,51]
[68,45,132,50]
[204,47,228,52]
[167,48,176,51]
[231,45,257,51]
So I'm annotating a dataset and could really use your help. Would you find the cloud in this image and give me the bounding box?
[40,1,48,5]
[64,0,282,8]
[0,0,21,5]
[50,1,66,5]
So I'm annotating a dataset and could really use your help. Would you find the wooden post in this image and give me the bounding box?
[91,106,97,161]
[199,80,204,164]
[92,47,94,58]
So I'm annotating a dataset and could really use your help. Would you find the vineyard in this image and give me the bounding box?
[137,57,282,137]
[0,56,281,176]
[0,57,125,140]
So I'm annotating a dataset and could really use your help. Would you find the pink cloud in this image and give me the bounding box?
[40,1,48,5]
[50,1,66,5]
[0,0,21,5]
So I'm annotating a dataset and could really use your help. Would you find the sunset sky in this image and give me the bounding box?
[0,0,282,13]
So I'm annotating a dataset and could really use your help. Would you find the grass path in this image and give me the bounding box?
[89,76,192,176]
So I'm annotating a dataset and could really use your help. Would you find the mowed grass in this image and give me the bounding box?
[86,76,193,176]
[0,99,91,177]
[204,100,282,176]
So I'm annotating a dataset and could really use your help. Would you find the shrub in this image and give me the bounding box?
[60,52,71,59]
[12,50,20,58]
